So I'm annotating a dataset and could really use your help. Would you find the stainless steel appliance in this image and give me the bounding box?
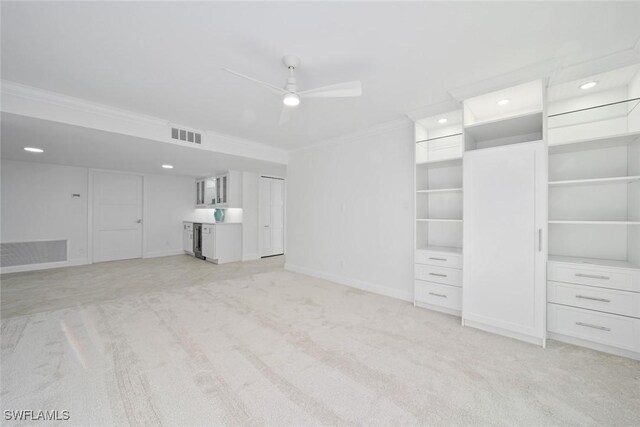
[193,223,204,259]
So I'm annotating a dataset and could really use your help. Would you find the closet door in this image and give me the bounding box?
[463,141,546,344]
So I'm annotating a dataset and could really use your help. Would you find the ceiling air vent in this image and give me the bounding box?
[170,126,202,144]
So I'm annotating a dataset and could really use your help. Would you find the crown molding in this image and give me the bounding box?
[448,58,558,102]
[411,47,640,119]
[548,47,640,86]
[293,117,411,154]
[405,99,461,122]
[1,80,169,127]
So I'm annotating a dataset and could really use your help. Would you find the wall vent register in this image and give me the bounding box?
[170,126,202,144]
[0,240,68,267]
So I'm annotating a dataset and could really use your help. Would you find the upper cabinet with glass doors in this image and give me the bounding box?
[195,170,243,209]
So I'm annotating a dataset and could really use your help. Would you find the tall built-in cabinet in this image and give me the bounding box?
[462,80,547,346]
[413,68,640,359]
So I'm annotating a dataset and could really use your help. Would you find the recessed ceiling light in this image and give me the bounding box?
[282,93,300,107]
[497,99,510,106]
[579,81,598,90]
[162,164,174,169]
[437,118,448,124]
[24,147,44,153]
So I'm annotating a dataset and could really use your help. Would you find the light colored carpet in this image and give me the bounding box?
[2,256,639,426]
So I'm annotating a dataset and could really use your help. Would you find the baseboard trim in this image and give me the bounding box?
[284,263,413,302]
[548,332,640,361]
[463,318,546,347]
[242,253,261,262]
[1,258,89,274]
[143,250,185,259]
[414,301,461,317]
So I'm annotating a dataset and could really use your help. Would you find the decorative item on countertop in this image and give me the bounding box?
[214,208,225,223]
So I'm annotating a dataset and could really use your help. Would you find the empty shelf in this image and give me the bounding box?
[416,245,463,255]
[416,218,463,223]
[548,176,640,187]
[549,220,640,225]
[548,255,640,270]
[416,187,463,194]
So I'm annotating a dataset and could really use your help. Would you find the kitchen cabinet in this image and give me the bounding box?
[201,223,242,264]
[213,171,242,208]
[196,170,242,208]
[183,222,194,254]
[195,179,206,208]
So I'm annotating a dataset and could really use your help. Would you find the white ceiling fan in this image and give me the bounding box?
[222,55,362,124]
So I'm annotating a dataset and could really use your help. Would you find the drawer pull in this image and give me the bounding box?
[575,295,610,303]
[575,273,609,280]
[429,257,447,261]
[428,292,447,298]
[576,322,611,332]
[429,273,447,277]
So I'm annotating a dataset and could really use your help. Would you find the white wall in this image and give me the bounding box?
[143,173,195,258]
[285,122,415,301]
[1,160,89,265]
[242,171,260,261]
[1,159,203,271]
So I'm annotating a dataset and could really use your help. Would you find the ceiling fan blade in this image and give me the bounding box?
[298,81,362,98]
[221,68,287,96]
[279,105,294,125]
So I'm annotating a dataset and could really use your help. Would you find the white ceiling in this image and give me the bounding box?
[2,2,639,150]
[0,113,286,178]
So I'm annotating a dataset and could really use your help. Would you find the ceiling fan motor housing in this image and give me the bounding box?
[282,54,301,70]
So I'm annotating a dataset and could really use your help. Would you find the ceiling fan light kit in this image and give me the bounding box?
[283,93,300,106]
[222,55,362,123]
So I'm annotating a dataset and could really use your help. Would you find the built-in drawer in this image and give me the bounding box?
[414,280,461,311]
[415,249,462,269]
[547,303,640,352]
[548,281,640,318]
[548,262,640,293]
[183,223,193,231]
[415,264,462,287]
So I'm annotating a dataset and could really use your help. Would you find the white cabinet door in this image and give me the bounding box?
[202,225,216,259]
[195,179,207,207]
[183,224,193,254]
[204,177,216,207]
[260,177,285,257]
[463,141,546,342]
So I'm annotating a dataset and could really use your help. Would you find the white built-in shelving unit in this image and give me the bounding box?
[412,67,640,359]
[414,110,464,315]
[546,64,640,359]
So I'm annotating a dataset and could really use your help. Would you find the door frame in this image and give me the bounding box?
[88,168,145,264]
[259,175,286,258]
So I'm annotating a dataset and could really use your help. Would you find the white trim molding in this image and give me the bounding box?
[0,258,89,275]
[143,250,186,259]
[293,117,412,154]
[285,263,413,302]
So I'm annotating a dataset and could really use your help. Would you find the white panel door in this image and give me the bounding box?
[260,177,285,257]
[463,141,546,342]
[93,171,143,262]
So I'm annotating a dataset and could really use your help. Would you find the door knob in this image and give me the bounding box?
[136,219,142,223]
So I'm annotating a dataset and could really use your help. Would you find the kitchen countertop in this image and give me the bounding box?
[183,221,241,226]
